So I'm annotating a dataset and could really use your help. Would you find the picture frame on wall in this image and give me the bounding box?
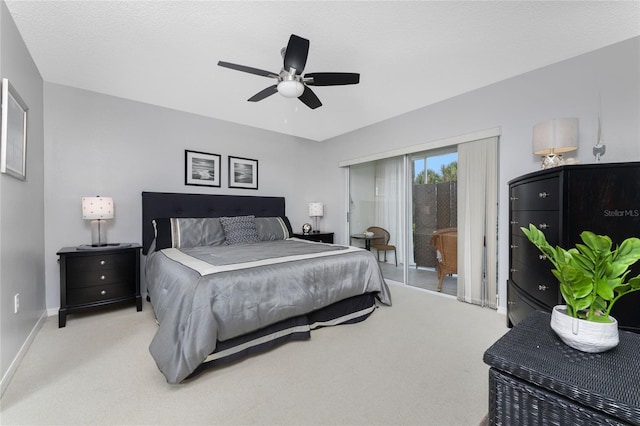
[228,156,258,190]
[185,150,221,187]
[1,78,28,181]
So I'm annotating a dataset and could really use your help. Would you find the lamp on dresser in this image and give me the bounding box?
[533,118,579,169]
[82,196,114,246]
[308,202,324,233]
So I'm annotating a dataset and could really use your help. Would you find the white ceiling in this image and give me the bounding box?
[5,1,640,141]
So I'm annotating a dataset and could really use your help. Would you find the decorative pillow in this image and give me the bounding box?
[219,215,260,245]
[255,217,293,241]
[152,217,225,250]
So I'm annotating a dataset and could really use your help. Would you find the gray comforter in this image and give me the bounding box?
[146,239,391,383]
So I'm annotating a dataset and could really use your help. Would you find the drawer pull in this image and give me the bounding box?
[510,244,518,249]
[100,260,106,266]
[510,220,518,225]
[101,290,107,295]
[539,254,547,260]
[510,196,518,201]
[538,284,548,291]
[510,268,518,273]
[508,301,516,306]
[538,223,549,229]
[100,275,106,280]
[538,192,550,198]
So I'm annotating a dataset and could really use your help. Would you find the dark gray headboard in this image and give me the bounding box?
[141,191,286,254]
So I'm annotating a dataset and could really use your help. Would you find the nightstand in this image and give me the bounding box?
[57,244,142,327]
[292,232,334,244]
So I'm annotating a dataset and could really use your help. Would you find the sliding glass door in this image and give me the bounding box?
[349,157,404,283]
[348,149,458,295]
[407,150,458,295]
[346,133,498,308]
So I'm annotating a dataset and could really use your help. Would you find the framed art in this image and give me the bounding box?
[228,156,258,190]
[185,150,221,187]
[1,78,28,180]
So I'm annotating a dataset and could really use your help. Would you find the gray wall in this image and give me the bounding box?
[43,83,327,311]
[0,1,45,394]
[321,37,640,312]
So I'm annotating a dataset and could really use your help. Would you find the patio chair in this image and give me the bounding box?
[367,226,397,266]
[429,227,457,291]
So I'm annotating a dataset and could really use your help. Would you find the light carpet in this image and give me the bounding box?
[0,283,508,425]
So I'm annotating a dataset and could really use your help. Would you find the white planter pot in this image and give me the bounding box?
[550,305,619,353]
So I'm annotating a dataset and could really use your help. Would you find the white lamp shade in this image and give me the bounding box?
[533,118,579,155]
[82,197,114,220]
[308,202,324,217]
[277,80,304,98]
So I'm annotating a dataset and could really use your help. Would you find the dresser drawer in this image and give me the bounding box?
[510,177,560,211]
[66,267,134,289]
[510,258,559,308]
[67,282,135,306]
[507,280,550,327]
[66,252,134,274]
[510,211,560,243]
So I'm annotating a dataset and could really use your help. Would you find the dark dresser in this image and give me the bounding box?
[484,311,640,425]
[58,244,142,327]
[508,162,640,332]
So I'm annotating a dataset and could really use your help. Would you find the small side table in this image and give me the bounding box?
[483,311,640,425]
[350,234,383,251]
[57,244,142,327]
[292,232,334,244]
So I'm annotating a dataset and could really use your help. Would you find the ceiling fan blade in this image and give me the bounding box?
[248,85,278,102]
[298,86,322,109]
[304,72,360,86]
[218,61,278,78]
[283,34,309,75]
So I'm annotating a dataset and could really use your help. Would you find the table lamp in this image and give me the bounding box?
[533,118,579,169]
[308,202,324,233]
[82,196,114,246]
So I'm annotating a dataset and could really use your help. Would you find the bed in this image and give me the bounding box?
[142,192,391,383]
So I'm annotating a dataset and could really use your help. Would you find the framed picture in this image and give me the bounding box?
[185,150,221,187]
[228,156,258,190]
[1,78,28,180]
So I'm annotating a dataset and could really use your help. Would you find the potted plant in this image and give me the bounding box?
[521,224,640,352]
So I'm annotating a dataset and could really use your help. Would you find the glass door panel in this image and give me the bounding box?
[349,157,404,283]
[408,150,458,296]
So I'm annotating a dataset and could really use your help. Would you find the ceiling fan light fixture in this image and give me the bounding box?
[277,80,304,98]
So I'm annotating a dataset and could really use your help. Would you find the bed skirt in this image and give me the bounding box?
[186,292,377,380]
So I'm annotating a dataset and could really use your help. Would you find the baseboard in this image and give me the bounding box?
[0,310,47,397]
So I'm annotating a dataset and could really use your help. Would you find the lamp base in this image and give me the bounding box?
[90,219,108,246]
[540,154,564,169]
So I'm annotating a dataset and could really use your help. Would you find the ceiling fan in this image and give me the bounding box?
[218,34,360,109]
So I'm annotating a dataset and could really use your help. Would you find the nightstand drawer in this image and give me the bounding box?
[66,252,133,273]
[67,282,135,306]
[66,267,134,288]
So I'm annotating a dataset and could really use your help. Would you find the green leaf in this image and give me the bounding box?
[573,294,594,312]
[580,231,612,254]
[613,238,640,268]
[595,278,614,301]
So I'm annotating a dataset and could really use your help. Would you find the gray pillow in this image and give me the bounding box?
[220,215,259,245]
[152,217,226,250]
[255,217,291,241]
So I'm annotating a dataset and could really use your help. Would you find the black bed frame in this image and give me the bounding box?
[141,191,286,255]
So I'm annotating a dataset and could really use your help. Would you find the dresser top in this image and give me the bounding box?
[508,161,640,185]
